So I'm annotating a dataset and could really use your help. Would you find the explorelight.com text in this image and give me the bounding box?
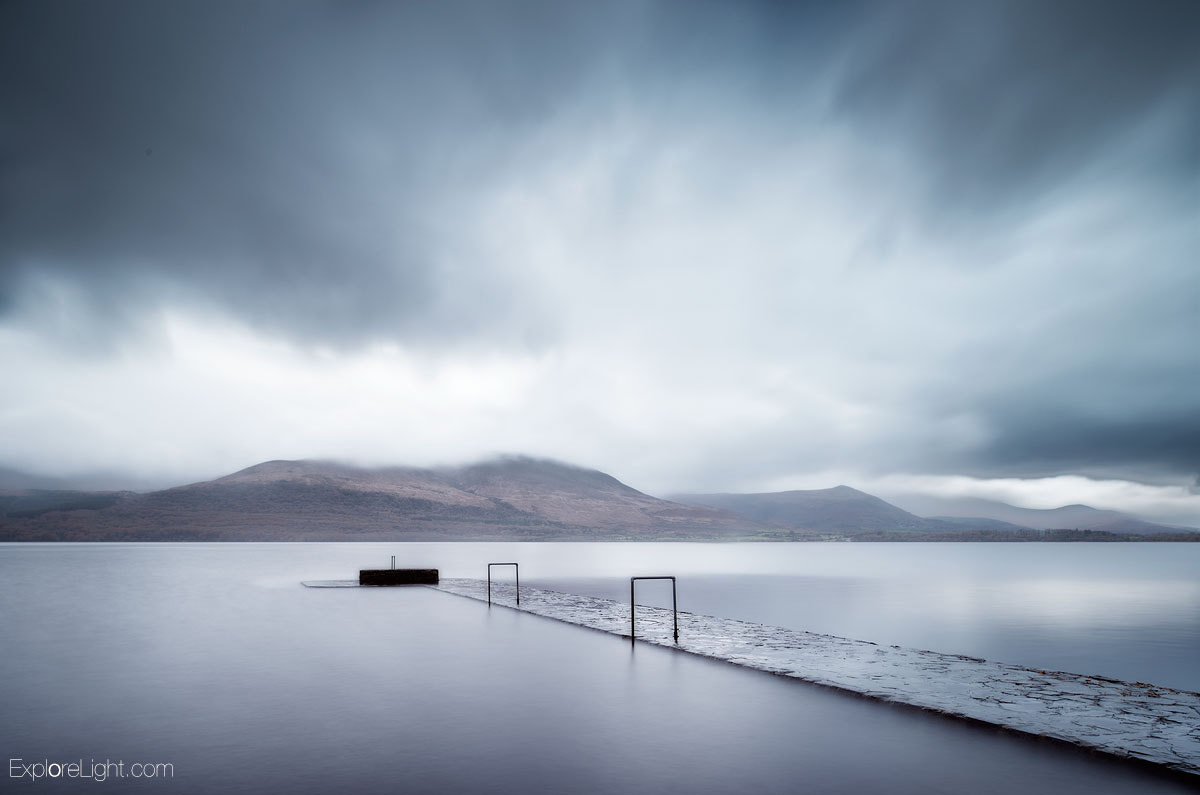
[10,758,174,782]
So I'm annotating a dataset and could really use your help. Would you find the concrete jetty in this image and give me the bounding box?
[433,577,1200,779]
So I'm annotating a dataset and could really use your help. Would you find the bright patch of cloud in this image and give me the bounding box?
[868,473,1200,527]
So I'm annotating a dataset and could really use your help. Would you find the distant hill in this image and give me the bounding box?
[3,458,1194,541]
[887,494,1195,535]
[0,457,764,542]
[668,486,1028,535]
[0,490,128,518]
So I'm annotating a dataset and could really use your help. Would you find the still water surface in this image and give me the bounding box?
[1,542,1197,793]
[522,542,1200,691]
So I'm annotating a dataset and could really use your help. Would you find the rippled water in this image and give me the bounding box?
[1,542,1196,793]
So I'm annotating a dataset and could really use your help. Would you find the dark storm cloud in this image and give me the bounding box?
[970,345,1200,480]
[6,0,1193,347]
[0,0,651,346]
[835,0,1200,215]
[974,411,1200,482]
[2,0,1198,491]
[881,246,1200,484]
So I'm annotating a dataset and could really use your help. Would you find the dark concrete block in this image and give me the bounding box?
[359,568,439,586]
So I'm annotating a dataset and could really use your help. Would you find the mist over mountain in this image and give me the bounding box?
[0,457,761,542]
[888,494,1190,536]
[1,457,1193,542]
[670,486,926,533]
[668,486,1034,535]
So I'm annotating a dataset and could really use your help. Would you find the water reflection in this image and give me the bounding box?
[1,543,1197,793]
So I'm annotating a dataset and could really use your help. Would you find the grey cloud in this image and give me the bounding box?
[5,1,1198,346]
[0,0,889,349]
[834,0,1200,217]
[970,411,1200,482]
[1,0,643,347]
[18,0,1197,348]
[3,0,1199,491]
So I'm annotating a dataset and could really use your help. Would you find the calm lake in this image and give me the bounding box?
[2,542,1197,793]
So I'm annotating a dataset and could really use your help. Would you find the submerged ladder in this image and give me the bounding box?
[630,575,679,644]
[485,564,681,646]
[487,562,520,606]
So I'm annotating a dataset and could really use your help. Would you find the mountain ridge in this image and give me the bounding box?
[1,458,1193,541]
[886,493,1190,535]
[0,457,763,542]
[668,486,1030,535]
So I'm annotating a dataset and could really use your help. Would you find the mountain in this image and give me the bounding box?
[887,494,1195,535]
[671,486,924,533]
[0,489,129,518]
[668,486,1027,535]
[3,458,1193,541]
[0,457,763,542]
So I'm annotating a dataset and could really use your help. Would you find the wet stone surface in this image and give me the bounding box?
[434,578,1200,778]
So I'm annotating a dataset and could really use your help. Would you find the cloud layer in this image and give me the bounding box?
[2,1,1198,518]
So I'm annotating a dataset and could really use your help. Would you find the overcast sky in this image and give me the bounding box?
[2,0,1198,524]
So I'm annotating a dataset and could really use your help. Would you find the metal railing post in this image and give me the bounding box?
[630,576,678,644]
[487,562,520,606]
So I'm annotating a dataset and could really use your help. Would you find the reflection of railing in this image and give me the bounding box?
[630,576,678,644]
[487,562,520,606]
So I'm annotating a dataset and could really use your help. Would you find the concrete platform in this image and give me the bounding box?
[359,568,439,585]
[433,577,1200,779]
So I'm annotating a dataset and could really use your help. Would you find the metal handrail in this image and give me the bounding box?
[487,562,520,606]
[630,576,678,644]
